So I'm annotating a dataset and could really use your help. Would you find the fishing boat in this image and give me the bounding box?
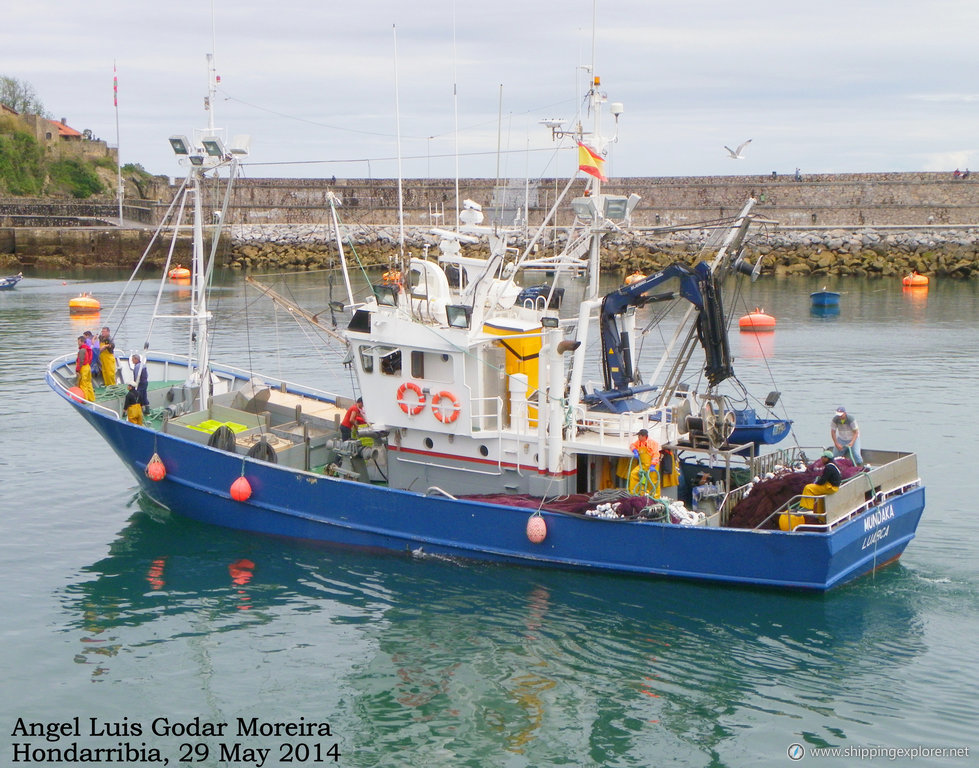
[810,289,840,308]
[45,63,925,591]
[0,272,23,290]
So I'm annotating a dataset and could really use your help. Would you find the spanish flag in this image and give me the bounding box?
[577,141,608,182]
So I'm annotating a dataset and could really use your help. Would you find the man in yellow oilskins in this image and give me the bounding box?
[75,336,95,402]
[629,428,660,496]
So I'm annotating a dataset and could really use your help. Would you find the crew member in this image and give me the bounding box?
[75,336,95,402]
[628,428,660,495]
[780,451,842,531]
[98,326,117,386]
[124,384,144,425]
[131,354,149,409]
[830,406,862,464]
[340,397,367,440]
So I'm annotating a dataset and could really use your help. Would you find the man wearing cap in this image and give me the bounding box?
[781,450,842,530]
[628,428,660,495]
[830,406,862,464]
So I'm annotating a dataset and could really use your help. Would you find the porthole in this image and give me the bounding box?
[479,445,489,457]
[424,437,434,449]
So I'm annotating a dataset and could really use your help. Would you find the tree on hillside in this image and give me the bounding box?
[0,76,47,116]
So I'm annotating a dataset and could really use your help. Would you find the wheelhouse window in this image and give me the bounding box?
[358,345,374,374]
[410,350,453,383]
[378,347,402,376]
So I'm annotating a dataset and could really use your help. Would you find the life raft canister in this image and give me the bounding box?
[431,391,461,423]
[396,381,426,415]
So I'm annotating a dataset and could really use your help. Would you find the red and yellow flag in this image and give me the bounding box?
[577,141,607,182]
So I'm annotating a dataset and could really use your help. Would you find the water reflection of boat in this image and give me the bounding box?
[62,494,926,753]
[811,304,841,319]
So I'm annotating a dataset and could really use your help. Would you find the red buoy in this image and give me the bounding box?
[67,386,86,403]
[146,453,166,482]
[739,307,776,332]
[230,476,252,502]
[526,515,547,544]
[902,271,928,287]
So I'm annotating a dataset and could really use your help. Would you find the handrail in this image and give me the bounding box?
[45,359,124,421]
[425,486,458,500]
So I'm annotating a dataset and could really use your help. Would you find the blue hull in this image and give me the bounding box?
[55,378,924,592]
[810,290,840,307]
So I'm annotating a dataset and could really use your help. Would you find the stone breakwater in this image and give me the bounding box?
[230,224,979,279]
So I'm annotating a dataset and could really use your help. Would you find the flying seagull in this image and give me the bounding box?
[724,139,752,159]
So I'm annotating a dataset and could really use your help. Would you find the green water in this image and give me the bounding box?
[1,271,976,767]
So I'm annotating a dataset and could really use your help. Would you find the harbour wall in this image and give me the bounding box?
[3,172,979,277]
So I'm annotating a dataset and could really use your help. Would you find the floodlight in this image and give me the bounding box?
[201,137,227,157]
[445,305,472,329]
[540,316,559,328]
[230,135,251,156]
[374,284,398,306]
[603,195,629,221]
[188,155,205,166]
[571,196,598,221]
[169,135,191,155]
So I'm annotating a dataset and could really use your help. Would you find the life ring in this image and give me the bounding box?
[431,391,461,424]
[396,381,426,415]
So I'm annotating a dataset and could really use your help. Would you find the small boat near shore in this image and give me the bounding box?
[46,55,925,591]
[810,289,840,307]
[0,272,23,290]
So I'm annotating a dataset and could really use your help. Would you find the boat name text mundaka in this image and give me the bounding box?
[863,505,895,532]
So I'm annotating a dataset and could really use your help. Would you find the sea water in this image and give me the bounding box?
[0,270,976,767]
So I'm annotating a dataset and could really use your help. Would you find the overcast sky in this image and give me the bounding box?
[5,1,978,181]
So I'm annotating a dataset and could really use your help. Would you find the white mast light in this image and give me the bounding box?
[169,135,191,155]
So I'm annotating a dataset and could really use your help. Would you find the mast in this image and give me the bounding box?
[113,62,123,225]
[162,52,248,409]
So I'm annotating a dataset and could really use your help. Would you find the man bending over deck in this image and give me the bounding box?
[629,429,660,496]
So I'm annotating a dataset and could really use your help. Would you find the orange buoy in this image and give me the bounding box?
[169,265,191,280]
[902,271,929,287]
[625,271,646,285]
[230,476,253,502]
[67,386,86,403]
[739,307,776,332]
[146,453,166,482]
[68,293,101,314]
[526,515,547,544]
